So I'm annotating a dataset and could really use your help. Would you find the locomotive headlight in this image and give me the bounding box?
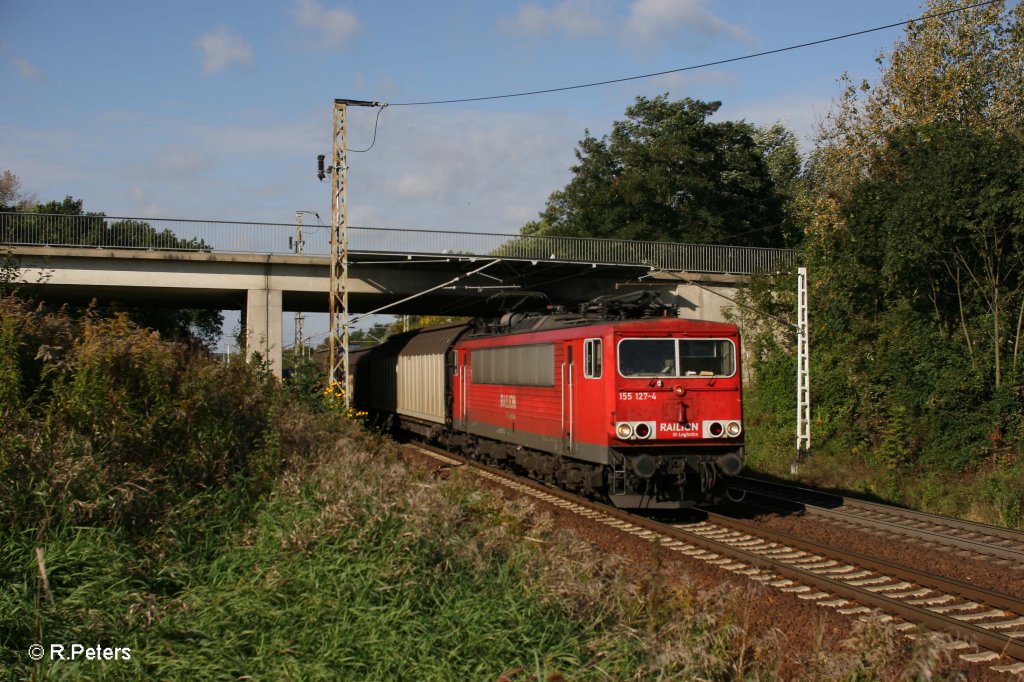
[634,422,651,439]
[726,421,742,437]
[708,421,724,437]
[615,422,634,439]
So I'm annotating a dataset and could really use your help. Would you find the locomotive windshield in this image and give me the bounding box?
[618,338,735,378]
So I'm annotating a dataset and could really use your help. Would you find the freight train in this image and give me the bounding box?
[350,295,744,509]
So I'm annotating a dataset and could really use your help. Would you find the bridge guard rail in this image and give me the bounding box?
[0,212,797,275]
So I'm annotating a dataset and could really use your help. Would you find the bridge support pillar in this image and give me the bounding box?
[670,279,740,323]
[245,288,282,378]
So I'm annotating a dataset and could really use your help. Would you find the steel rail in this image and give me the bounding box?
[730,477,1024,563]
[409,443,1024,662]
[749,495,1024,565]
[691,511,1024,662]
[700,511,1024,615]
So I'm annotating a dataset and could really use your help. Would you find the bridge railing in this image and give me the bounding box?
[0,212,797,275]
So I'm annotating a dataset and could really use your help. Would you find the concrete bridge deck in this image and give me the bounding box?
[3,214,797,376]
[8,245,753,376]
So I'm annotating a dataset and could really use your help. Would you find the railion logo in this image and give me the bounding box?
[659,422,698,433]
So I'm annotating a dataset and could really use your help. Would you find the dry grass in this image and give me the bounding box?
[0,296,962,680]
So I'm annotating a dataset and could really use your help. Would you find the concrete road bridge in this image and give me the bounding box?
[2,213,797,375]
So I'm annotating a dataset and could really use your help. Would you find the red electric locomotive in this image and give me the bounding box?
[351,298,744,509]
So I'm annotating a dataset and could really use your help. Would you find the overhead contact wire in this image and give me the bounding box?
[386,1,999,107]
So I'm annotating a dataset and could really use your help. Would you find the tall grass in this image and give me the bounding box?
[0,295,954,680]
[4,444,953,680]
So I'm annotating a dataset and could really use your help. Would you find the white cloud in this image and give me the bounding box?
[640,69,741,94]
[391,171,451,199]
[159,147,213,177]
[723,93,834,152]
[195,27,254,75]
[499,0,748,49]
[191,117,323,157]
[0,103,588,232]
[2,92,833,234]
[339,107,588,232]
[353,72,398,98]
[624,0,749,47]
[498,0,608,37]
[13,57,45,81]
[130,186,171,217]
[292,0,358,48]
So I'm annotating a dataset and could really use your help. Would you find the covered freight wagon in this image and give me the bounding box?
[350,322,471,437]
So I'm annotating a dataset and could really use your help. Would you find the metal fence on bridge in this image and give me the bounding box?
[0,212,797,275]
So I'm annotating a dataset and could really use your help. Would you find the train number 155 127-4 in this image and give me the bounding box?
[619,391,656,401]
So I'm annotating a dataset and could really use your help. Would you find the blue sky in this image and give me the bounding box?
[3,0,938,228]
[1,0,937,345]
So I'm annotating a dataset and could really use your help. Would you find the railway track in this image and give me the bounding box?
[728,477,1024,568]
[409,443,1024,675]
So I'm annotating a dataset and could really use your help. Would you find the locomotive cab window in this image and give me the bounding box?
[618,338,735,378]
[583,338,602,378]
[680,339,735,377]
[618,339,676,377]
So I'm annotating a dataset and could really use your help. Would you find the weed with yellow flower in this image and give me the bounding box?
[322,380,369,421]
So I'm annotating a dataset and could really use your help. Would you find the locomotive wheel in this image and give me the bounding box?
[725,487,747,503]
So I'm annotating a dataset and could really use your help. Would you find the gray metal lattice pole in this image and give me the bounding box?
[329,99,380,409]
[294,211,306,357]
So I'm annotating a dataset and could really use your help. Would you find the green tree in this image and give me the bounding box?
[0,170,23,210]
[746,1,1024,475]
[809,0,1024,238]
[753,123,808,247]
[841,124,1024,386]
[808,0,1024,386]
[522,95,798,248]
[349,321,393,346]
[384,315,467,337]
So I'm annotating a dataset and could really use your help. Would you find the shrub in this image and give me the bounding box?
[0,296,294,535]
